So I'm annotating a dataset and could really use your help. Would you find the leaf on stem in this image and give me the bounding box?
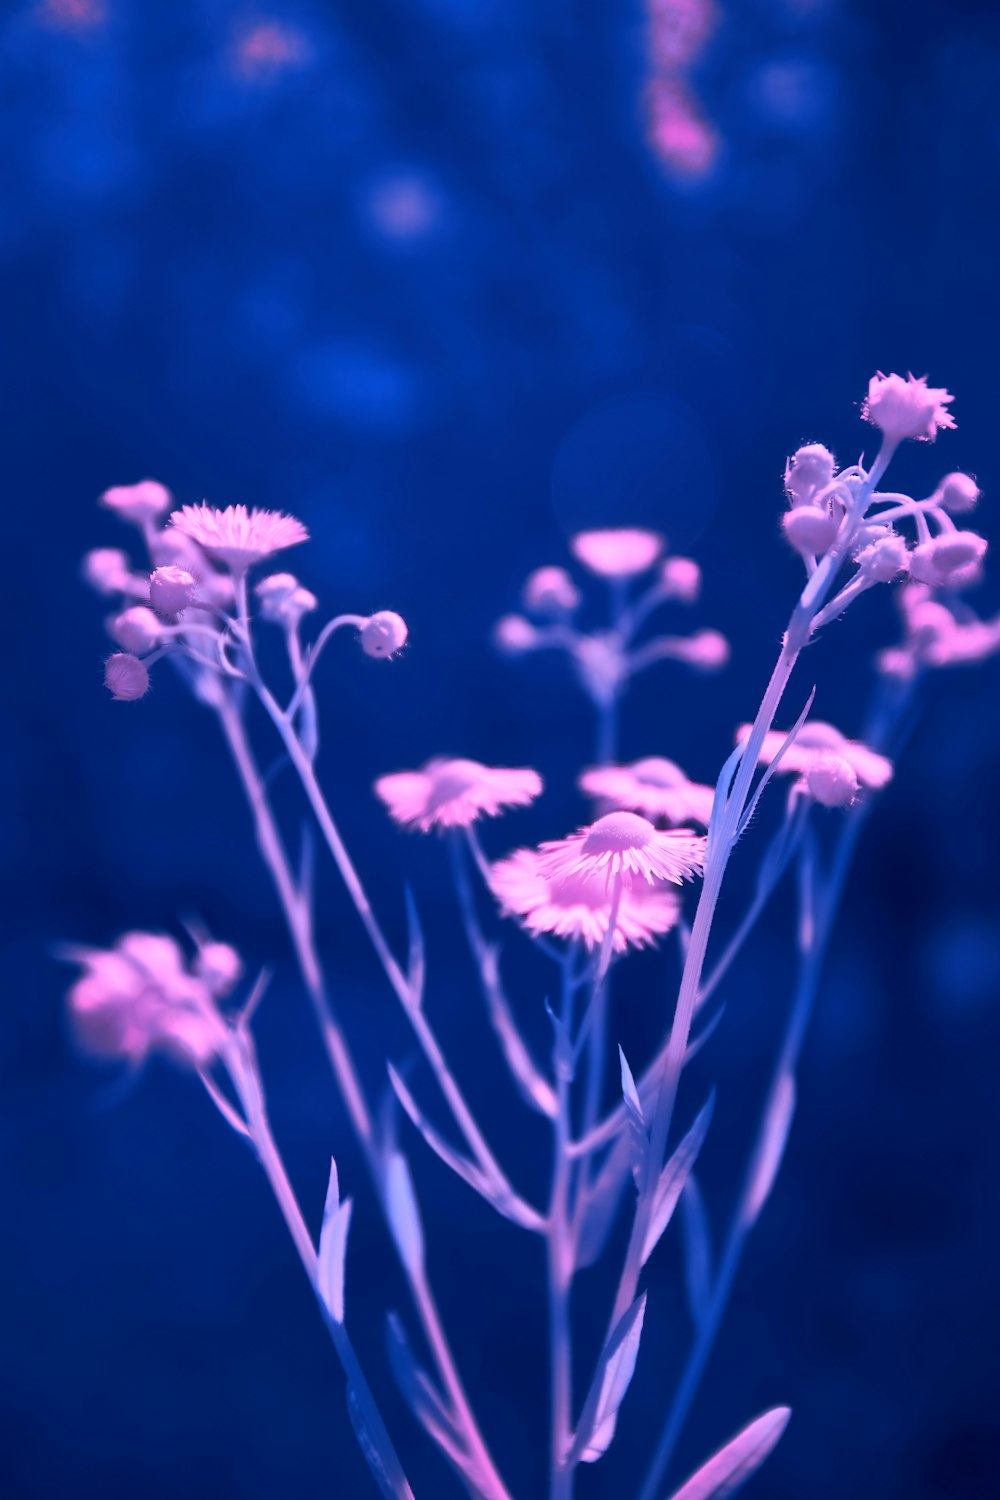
[744,1071,796,1227]
[404,886,425,1008]
[346,1382,415,1500]
[640,1092,715,1267]
[317,1157,353,1324]
[619,1045,648,1185]
[666,1406,791,1500]
[384,1150,425,1275]
[680,1174,713,1327]
[388,1064,542,1231]
[706,744,744,860]
[736,688,816,840]
[570,1293,647,1465]
[479,943,558,1118]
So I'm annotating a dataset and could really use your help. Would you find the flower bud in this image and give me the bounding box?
[104,653,150,701]
[256,573,318,624]
[785,444,836,506]
[100,480,172,524]
[659,556,701,602]
[194,941,243,996]
[522,566,580,615]
[934,472,980,514]
[782,505,839,556]
[673,629,730,670]
[109,606,162,654]
[908,531,987,588]
[494,614,538,653]
[856,533,909,583]
[149,565,197,617]
[359,610,408,658]
[82,548,133,596]
[805,752,859,808]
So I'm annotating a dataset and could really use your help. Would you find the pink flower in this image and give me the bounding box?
[66,932,229,1066]
[537,810,705,887]
[170,503,309,570]
[490,848,681,951]
[862,372,955,443]
[100,480,172,524]
[570,528,665,579]
[579,757,715,826]
[374,757,543,832]
[737,720,893,791]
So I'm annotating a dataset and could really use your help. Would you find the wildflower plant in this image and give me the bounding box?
[70,374,998,1498]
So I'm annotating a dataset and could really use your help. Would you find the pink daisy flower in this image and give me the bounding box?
[537,810,705,887]
[374,757,543,832]
[170,503,309,570]
[736,720,893,791]
[579,757,716,827]
[570,528,665,579]
[490,848,681,952]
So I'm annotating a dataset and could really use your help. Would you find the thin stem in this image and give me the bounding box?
[219,1037,414,1500]
[548,958,577,1500]
[214,690,511,1499]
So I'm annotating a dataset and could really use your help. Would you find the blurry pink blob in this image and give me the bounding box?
[737,720,893,792]
[647,82,718,176]
[232,21,310,81]
[490,847,680,951]
[36,0,106,31]
[538,810,705,887]
[579,757,715,826]
[100,480,172,526]
[570,528,664,579]
[374,757,542,833]
[365,174,442,242]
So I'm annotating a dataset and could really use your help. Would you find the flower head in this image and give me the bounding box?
[537,810,705,887]
[65,931,230,1066]
[579,757,715,826]
[100,480,172,525]
[170,503,308,570]
[375,757,542,832]
[737,720,893,793]
[570,528,665,579]
[359,611,408,659]
[490,847,680,951]
[862,372,955,444]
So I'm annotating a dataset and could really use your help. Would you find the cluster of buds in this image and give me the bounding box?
[494,527,727,717]
[64,930,242,1067]
[84,481,409,701]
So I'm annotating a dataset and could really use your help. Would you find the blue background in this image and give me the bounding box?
[3,0,1000,1496]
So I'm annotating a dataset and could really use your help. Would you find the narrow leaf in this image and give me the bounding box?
[346,1384,415,1500]
[641,1092,715,1267]
[681,1175,712,1327]
[570,1294,647,1465]
[404,886,425,1007]
[706,743,744,860]
[389,1065,542,1231]
[667,1406,791,1500]
[480,944,558,1117]
[384,1150,424,1274]
[737,689,816,840]
[744,1072,796,1227]
[619,1045,648,1186]
[317,1157,353,1324]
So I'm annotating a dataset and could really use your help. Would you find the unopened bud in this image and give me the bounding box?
[782,505,840,556]
[908,531,987,588]
[659,556,701,602]
[494,614,538,653]
[104,653,150,701]
[149,565,197,617]
[934,472,980,515]
[100,480,172,525]
[360,610,408,658]
[522,566,580,615]
[785,444,836,506]
[194,942,243,996]
[805,752,859,808]
[109,606,162,654]
[856,533,909,583]
[83,548,133,596]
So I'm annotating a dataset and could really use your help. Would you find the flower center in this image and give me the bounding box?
[582,811,656,854]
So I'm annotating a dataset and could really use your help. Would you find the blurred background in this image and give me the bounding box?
[3,0,1000,1496]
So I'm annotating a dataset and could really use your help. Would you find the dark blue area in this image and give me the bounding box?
[3,1,1000,1496]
